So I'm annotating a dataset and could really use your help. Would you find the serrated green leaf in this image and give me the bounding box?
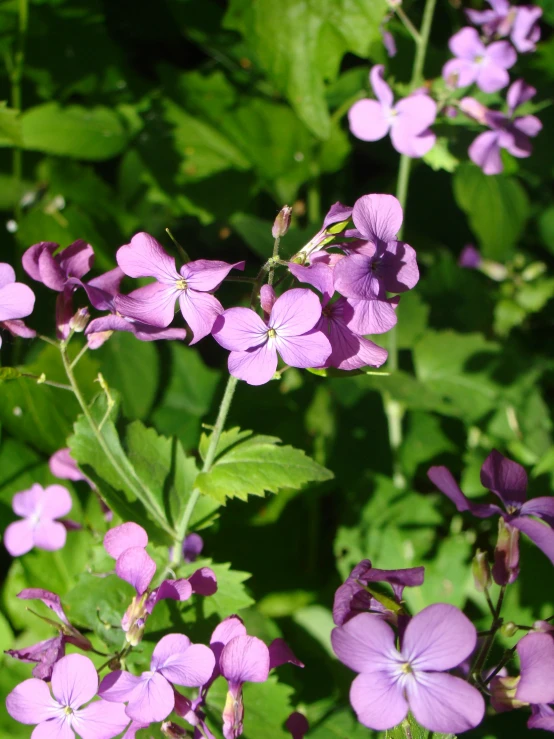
[196,433,333,503]
[181,558,254,617]
[199,426,253,462]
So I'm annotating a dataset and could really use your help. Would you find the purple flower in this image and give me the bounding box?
[296,202,353,262]
[288,263,388,371]
[333,194,419,302]
[442,27,516,93]
[428,449,554,568]
[333,559,425,626]
[114,232,244,344]
[348,66,436,157]
[4,484,73,557]
[22,240,94,339]
[50,447,92,486]
[464,80,542,175]
[212,288,331,385]
[459,244,482,268]
[183,532,204,563]
[331,603,485,733]
[286,712,309,739]
[6,588,92,680]
[98,633,215,724]
[6,653,129,738]
[466,1,542,53]
[0,263,36,347]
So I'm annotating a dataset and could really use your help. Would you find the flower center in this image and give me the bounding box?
[267,328,277,339]
[175,278,188,290]
[64,706,74,716]
[400,662,413,675]
[474,54,485,64]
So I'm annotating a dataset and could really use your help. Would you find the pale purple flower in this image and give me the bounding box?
[442,27,516,93]
[22,240,94,339]
[6,589,92,680]
[349,66,436,157]
[333,194,419,302]
[4,483,73,557]
[428,449,554,567]
[0,263,36,347]
[333,559,425,626]
[98,633,215,724]
[459,244,482,268]
[466,1,542,53]
[286,712,309,739]
[331,603,485,733]
[296,202,353,262]
[288,263,389,371]
[114,232,244,344]
[50,448,92,486]
[212,288,331,385]
[464,80,542,175]
[6,653,129,738]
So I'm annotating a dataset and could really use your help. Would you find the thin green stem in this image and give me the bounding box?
[411,0,437,87]
[70,343,89,370]
[11,0,28,221]
[267,236,280,286]
[20,373,73,392]
[172,375,239,563]
[165,228,191,263]
[394,6,421,44]
[471,585,506,682]
[37,334,59,347]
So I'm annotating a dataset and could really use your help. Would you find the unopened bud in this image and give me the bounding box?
[69,307,90,333]
[492,518,520,586]
[108,657,121,670]
[501,621,518,637]
[472,549,492,592]
[490,676,526,713]
[480,259,509,281]
[161,720,188,737]
[272,206,292,239]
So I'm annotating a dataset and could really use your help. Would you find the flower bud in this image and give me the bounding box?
[501,621,518,637]
[108,656,121,670]
[161,721,188,737]
[69,307,90,333]
[490,676,526,713]
[480,259,509,281]
[472,549,492,592]
[272,206,292,239]
[492,518,520,586]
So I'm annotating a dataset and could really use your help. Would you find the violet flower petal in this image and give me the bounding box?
[352,194,403,245]
[427,466,501,518]
[220,635,270,685]
[331,612,398,673]
[72,699,130,739]
[511,6,542,53]
[325,316,387,370]
[344,297,398,335]
[98,671,142,703]
[12,484,42,516]
[402,603,476,671]
[147,579,193,613]
[469,131,503,175]
[516,632,554,704]
[350,672,407,730]
[6,678,59,724]
[449,26,484,59]
[288,262,334,305]
[104,523,148,559]
[179,290,223,345]
[183,533,204,563]
[17,588,70,625]
[0,282,36,321]
[348,99,390,142]
[507,79,537,113]
[4,519,35,556]
[22,243,57,283]
[228,344,278,386]
[115,546,156,595]
[370,65,394,108]
[520,497,554,526]
[188,567,218,596]
[51,654,98,709]
[275,329,331,369]
[180,260,245,292]
[393,95,437,141]
[49,449,86,483]
[268,639,304,670]
[480,449,528,505]
[0,263,16,288]
[117,233,180,283]
[260,285,276,316]
[334,253,381,300]
[212,307,269,351]
[528,704,554,731]
[269,288,322,337]
[115,282,179,329]
[40,485,73,520]
[153,636,216,687]
[1,318,36,339]
[126,672,175,724]
[285,712,309,739]
[407,672,485,734]
[511,516,554,566]
[6,636,65,680]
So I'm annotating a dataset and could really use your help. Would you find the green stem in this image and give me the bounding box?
[172,375,239,563]
[11,0,28,221]
[267,236,280,287]
[395,6,421,44]
[471,585,506,681]
[20,373,73,392]
[60,345,174,536]
[383,0,436,489]
[70,343,89,370]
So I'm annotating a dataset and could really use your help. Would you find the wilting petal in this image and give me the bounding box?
[6,678,59,724]
[442,58,477,88]
[179,290,223,344]
[4,519,35,556]
[331,612,398,673]
[51,654,98,709]
[0,282,35,321]
[228,343,277,386]
[33,521,67,551]
[353,194,403,244]
[104,523,148,559]
[12,484,42,517]
[344,297,397,335]
[188,567,217,595]
[117,233,180,283]
[40,485,73,520]
[0,262,16,288]
[348,99,389,142]
[511,516,554,566]
[220,635,270,685]
[181,259,245,292]
[73,699,130,739]
[276,329,331,369]
[407,672,485,734]
[370,65,394,108]
[270,288,322,337]
[126,673,175,724]
[350,672,407,730]
[427,466,501,518]
[402,604,476,670]
[516,632,554,704]
[212,307,268,351]
[449,26,484,59]
[116,546,156,595]
[480,449,527,506]
[6,636,65,680]
[288,262,334,305]
[98,671,142,703]
[268,639,304,669]
[18,589,69,625]
[469,131,503,175]
[115,282,179,329]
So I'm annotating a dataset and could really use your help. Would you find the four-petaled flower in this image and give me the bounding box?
[443,27,516,93]
[331,603,485,733]
[0,262,36,348]
[4,483,74,557]
[212,287,332,385]
[6,653,130,739]
[466,0,542,53]
[348,66,436,157]
[114,232,245,344]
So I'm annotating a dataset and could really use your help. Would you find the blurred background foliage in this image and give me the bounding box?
[1,0,554,736]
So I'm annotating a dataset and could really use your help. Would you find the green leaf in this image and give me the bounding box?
[181,558,254,617]
[293,604,335,658]
[309,707,376,738]
[423,137,458,173]
[196,431,334,503]
[199,426,253,462]
[453,163,529,260]
[0,102,21,146]
[386,715,430,739]
[21,103,132,160]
